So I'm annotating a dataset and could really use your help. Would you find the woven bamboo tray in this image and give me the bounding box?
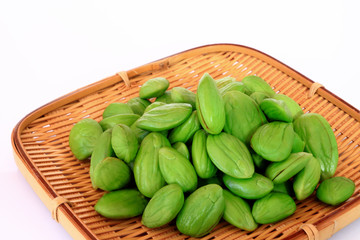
[12,44,360,240]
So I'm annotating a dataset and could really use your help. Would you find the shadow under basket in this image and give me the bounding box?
[12,44,360,240]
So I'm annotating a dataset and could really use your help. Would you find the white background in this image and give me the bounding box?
[1,0,360,239]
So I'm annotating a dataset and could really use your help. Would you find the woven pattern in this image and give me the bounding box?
[16,45,360,240]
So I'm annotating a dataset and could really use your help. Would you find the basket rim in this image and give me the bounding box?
[11,43,360,240]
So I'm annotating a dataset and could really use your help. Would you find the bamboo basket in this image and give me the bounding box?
[12,44,360,240]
